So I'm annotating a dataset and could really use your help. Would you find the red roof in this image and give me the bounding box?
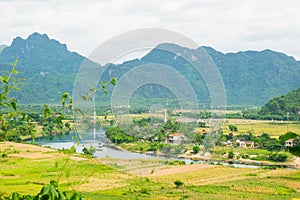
[170,133,184,137]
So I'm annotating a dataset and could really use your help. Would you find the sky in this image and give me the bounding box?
[1,0,300,60]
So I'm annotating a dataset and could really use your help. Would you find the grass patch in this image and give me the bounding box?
[188,185,230,193]
[245,173,257,176]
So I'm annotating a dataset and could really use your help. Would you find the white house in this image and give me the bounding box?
[236,139,254,148]
[284,139,295,147]
[169,133,185,144]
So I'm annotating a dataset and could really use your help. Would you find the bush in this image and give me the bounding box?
[269,153,288,162]
[192,145,200,154]
[174,180,184,188]
[228,124,238,132]
[251,154,268,161]
[228,151,234,159]
[241,154,249,159]
[289,146,300,156]
[1,153,7,158]
[82,146,96,156]
[105,126,134,144]
[140,188,150,195]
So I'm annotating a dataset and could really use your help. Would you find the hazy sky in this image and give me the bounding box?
[1,0,300,59]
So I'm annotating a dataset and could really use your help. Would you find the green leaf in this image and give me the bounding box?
[110,78,118,86]
[12,59,18,68]
[11,192,20,200]
[44,105,51,118]
[10,99,17,110]
[11,102,17,110]
[2,76,8,84]
[56,117,63,125]
[69,192,83,200]
[12,69,18,74]
[60,92,69,106]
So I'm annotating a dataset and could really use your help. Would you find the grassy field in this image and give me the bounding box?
[223,119,300,137]
[0,142,300,199]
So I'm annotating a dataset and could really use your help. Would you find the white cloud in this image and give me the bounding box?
[1,0,300,59]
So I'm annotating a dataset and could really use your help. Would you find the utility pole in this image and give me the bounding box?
[93,109,96,140]
[287,112,289,131]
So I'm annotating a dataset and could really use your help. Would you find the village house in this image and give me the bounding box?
[168,133,185,144]
[235,139,254,148]
[221,140,233,147]
[284,138,295,148]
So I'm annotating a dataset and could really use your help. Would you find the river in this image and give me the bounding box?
[35,129,260,169]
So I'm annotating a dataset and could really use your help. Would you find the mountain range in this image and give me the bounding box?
[0,32,300,106]
[0,33,84,103]
[0,45,8,53]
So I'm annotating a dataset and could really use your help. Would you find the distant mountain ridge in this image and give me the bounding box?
[0,32,300,106]
[0,32,86,103]
[111,43,300,106]
[202,46,300,105]
[0,45,7,53]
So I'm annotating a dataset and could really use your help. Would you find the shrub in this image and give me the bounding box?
[228,124,238,132]
[192,145,200,154]
[174,180,184,188]
[269,153,288,162]
[82,146,96,157]
[242,154,249,159]
[228,151,234,159]
[140,188,150,195]
[251,154,268,161]
[1,153,7,158]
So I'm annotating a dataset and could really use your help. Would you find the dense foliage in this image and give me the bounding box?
[105,126,134,144]
[279,132,299,144]
[260,87,300,120]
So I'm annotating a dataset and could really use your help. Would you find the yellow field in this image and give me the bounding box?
[223,119,300,137]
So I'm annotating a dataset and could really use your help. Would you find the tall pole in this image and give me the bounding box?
[164,109,167,122]
[287,112,289,131]
[93,109,96,140]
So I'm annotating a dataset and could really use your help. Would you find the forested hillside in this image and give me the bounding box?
[1,33,300,106]
[260,87,300,120]
[0,33,85,103]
